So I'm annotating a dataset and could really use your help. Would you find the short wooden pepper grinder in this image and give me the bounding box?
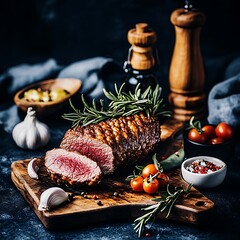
[168,0,206,121]
[123,23,158,92]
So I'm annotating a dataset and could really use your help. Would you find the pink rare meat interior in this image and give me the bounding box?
[45,148,102,186]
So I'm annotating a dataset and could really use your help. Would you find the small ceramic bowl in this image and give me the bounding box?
[14,78,82,117]
[183,128,235,163]
[181,156,227,188]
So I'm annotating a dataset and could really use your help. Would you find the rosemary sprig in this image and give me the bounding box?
[62,83,171,127]
[134,183,192,238]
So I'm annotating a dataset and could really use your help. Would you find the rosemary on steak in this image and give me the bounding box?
[134,183,192,238]
[62,83,171,127]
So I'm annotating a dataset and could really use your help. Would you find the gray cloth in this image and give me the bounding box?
[208,73,240,129]
[0,59,60,100]
[1,54,240,133]
[58,57,112,97]
[207,56,240,129]
[0,57,122,133]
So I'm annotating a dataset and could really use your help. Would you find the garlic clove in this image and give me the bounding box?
[27,158,39,179]
[38,187,70,211]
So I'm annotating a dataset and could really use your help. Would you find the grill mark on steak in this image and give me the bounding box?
[45,148,102,186]
[60,113,161,175]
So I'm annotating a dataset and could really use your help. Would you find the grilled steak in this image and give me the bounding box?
[60,113,161,175]
[44,148,102,186]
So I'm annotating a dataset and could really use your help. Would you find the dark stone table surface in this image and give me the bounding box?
[1,114,240,240]
[1,0,240,239]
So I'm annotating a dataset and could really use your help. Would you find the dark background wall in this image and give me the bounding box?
[1,0,240,76]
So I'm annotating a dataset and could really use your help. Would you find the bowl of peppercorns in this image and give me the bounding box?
[183,117,235,163]
[181,156,227,188]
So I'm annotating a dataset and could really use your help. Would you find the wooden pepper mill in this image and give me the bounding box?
[123,23,158,92]
[168,0,206,121]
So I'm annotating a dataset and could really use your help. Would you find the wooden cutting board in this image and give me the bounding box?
[11,119,215,230]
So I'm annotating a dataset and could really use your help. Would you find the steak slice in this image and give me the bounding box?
[60,113,161,175]
[60,135,114,175]
[44,148,102,186]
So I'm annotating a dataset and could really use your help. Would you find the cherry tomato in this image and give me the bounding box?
[210,137,225,145]
[142,164,158,178]
[130,176,144,192]
[157,173,169,188]
[143,178,159,194]
[188,129,208,144]
[202,125,216,141]
[215,122,233,140]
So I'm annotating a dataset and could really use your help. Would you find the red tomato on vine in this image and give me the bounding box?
[210,137,225,144]
[142,164,158,178]
[188,128,208,143]
[143,178,159,194]
[202,125,216,140]
[157,173,170,188]
[186,117,233,144]
[215,122,233,140]
[130,176,144,192]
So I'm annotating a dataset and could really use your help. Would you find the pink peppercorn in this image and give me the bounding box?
[186,159,222,174]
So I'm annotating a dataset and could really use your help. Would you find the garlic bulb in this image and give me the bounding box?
[38,187,70,211]
[12,107,50,150]
[27,158,39,179]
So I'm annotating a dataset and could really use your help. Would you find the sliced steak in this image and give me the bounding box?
[44,148,102,186]
[60,113,161,175]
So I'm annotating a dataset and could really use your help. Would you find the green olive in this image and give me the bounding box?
[41,91,51,102]
[24,89,42,102]
[23,88,69,102]
[50,89,69,101]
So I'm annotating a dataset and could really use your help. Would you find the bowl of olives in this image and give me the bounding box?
[14,78,82,117]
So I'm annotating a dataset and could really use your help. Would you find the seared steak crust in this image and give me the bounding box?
[60,113,161,174]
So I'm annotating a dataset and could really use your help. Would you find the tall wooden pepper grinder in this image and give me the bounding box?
[168,0,206,121]
[123,23,158,92]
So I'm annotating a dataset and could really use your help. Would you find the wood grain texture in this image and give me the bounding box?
[11,160,214,230]
[160,118,183,141]
[11,119,214,230]
[168,8,206,121]
[127,23,157,70]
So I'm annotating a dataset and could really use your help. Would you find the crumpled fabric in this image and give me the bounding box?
[0,59,61,101]
[208,73,240,129]
[0,57,122,133]
[207,56,240,129]
[1,54,240,134]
